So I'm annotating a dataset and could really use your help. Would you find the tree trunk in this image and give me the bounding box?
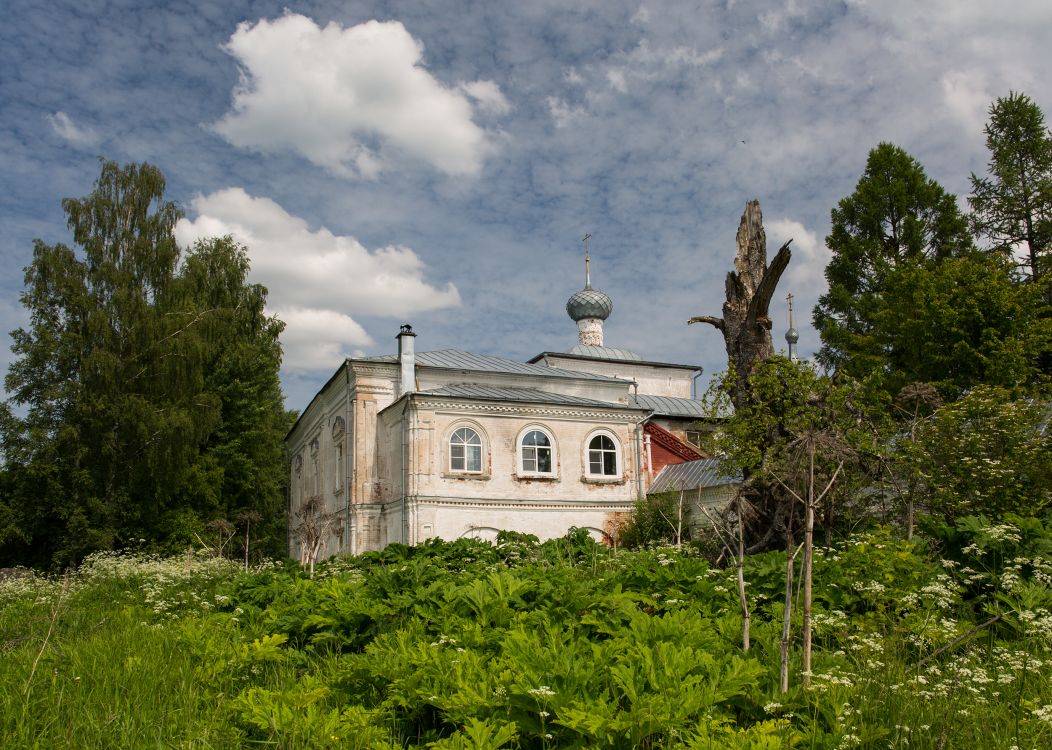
[780,522,796,694]
[676,490,684,549]
[802,445,815,687]
[689,200,792,411]
[736,497,751,653]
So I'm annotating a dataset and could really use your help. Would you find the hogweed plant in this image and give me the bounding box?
[0,523,1050,748]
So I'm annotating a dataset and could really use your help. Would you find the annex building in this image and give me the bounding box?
[286,258,736,559]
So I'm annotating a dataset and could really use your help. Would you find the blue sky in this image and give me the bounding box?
[3,0,1051,412]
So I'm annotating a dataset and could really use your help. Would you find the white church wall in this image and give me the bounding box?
[538,355,695,399]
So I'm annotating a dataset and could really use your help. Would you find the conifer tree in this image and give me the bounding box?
[813,143,973,389]
[969,91,1052,285]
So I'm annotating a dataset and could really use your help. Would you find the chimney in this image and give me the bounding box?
[396,323,416,397]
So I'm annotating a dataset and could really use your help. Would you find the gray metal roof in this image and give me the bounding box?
[631,393,709,418]
[648,458,741,494]
[566,344,643,361]
[417,384,641,409]
[356,349,623,382]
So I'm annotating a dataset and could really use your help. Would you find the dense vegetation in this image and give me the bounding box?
[0,161,290,568]
[1,91,1051,749]
[3,526,1051,749]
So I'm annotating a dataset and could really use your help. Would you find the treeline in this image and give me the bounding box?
[814,91,1051,397]
[627,91,1052,552]
[0,162,291,569]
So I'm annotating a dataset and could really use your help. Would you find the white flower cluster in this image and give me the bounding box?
[812,609,848,633]
[1018,608,1052,640]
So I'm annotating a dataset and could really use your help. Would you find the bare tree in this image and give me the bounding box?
[200,519,236,558]
[656,489,687,549]
[234,510,263,570]
[701,490,755,652]
[689,200,792,411]
[292,496,341,577]
[771,431,851,688]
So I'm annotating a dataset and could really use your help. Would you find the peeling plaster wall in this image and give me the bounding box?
[286,351,718,559]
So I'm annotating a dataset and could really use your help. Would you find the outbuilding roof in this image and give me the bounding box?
[631,393,709,419]
[648,458,741,494]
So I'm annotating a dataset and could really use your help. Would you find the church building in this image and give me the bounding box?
[286,255,733,559]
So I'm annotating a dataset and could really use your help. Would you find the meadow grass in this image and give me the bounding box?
[0,523,1049,749]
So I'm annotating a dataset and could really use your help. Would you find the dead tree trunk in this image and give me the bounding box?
[689,200,791,411]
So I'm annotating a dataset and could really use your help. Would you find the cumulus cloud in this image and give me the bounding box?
[768,218,828,300]
[213,13,501,177]
[175,188,461,371]
[45,111,97,146]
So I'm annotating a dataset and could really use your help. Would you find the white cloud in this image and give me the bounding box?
[45,111,97,146]
[459,80,510,115]
[768,218,829,300]
[175,187,461,371]
[941,71,993,137]
[546,96,584,129]
[276,308,372,372]
[213,13,500,177]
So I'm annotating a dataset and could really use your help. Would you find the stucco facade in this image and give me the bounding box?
[286,328,723,559]
[287,265,730,560]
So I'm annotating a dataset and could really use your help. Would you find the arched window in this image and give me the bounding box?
[449,427,482,473]
[588,433,619,477]
[519,429,554,474]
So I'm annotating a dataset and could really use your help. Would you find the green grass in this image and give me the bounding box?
[1,523,1051,749]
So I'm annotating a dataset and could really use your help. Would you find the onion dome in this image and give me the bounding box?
[785,326,799,344]
[566,285,613,321]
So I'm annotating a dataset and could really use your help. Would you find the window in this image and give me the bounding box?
[334,443,344,492]
[449,427,482,472]
[520,429,554,474]
[588,433,619,476]
[686,430,703,448]
[331,419,346,492]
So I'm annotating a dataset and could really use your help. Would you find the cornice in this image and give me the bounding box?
[347,359,396,374]
[353,383,395,396]
[418,398,643,423]
[391,496,636,511]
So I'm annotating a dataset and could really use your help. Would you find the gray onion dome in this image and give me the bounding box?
[785,326,799,344]
[566,285,613,321]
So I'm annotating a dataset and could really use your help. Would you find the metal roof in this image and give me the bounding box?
[417,384,642,410]
[566,344,643,361]
[648,458,741,494]
[631,393,709,418]
[529,350,700,370]
[356,349,623,382]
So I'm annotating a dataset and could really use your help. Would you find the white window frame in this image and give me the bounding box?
[449,425,484,474]
[585,429,621,478]
[517,425,557,476]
